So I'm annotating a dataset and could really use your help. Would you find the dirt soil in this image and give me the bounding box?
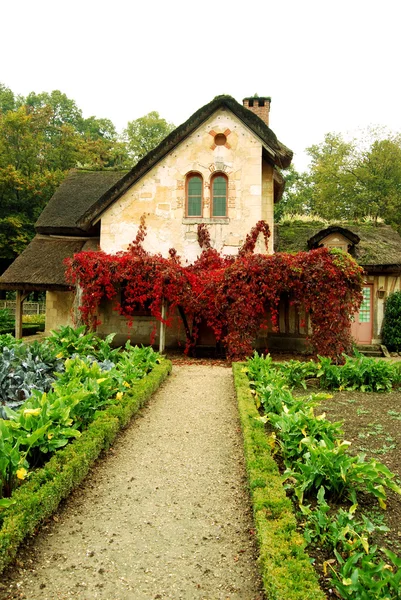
[319,389,401,549]
[303,388,401,598]
[0,365,263,600]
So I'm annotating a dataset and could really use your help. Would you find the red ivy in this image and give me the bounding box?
[65,220,364,360]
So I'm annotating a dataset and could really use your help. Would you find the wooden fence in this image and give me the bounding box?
[0,301,46,316]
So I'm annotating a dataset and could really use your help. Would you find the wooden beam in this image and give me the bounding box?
[159,300,167,354]
[15,290,29,340]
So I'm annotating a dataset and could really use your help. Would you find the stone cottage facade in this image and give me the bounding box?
[2,94,401,350]
[0,95,292,346]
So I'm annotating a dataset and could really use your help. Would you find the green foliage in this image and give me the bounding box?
[269,400,343,465]
[331,548,401,599]
[46,325,118,361]
[0,358,171,575]
[382,291,401,351]
[300,487,389,555]
[0,342,63,414]
[316,354,396,392]
[0,309,12,329]
[249,352,399,394]
[0,331,162,498]
[0,419,29,498]
[124,111,175,163]
[246,352,401,600]
[278,128,401,234]
[232,363,325,600]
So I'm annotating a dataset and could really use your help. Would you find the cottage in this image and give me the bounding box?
[0,95,292,345]
[274,220,401,350]
[2,94,399,352]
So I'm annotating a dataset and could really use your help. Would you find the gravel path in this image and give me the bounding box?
[1,365,264,600]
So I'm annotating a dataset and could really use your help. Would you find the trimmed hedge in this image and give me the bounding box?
[0,358,172,575]
[0,324,45,336]
[232,362,325,600]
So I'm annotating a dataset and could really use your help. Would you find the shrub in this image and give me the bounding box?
[0,309,13,329]
[382,291,401,352]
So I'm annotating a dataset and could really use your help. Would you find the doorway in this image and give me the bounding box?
[351,285,373,344]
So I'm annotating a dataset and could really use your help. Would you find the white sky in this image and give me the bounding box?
[1,0,401,171]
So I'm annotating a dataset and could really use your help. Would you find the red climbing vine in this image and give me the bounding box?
[65,219,364,360]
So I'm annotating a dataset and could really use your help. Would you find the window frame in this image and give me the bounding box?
[210,172,228,218]
[185,172,203,218]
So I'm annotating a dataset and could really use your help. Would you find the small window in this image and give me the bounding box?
[186,174,202,217]
[211,174,227,217]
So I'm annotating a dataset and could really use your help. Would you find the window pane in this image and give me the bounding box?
[187,176,202,216]
[188,196,201,216]
[212,176,226,217]
[188,177,202,196]
[359,287,371,323]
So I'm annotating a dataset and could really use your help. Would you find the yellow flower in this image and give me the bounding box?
[123,381,131,388]
[116,391,123,401]
[16,468,28,480]
[56,352,64,359]
[23,408,41,417]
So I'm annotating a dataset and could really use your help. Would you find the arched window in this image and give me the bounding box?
[186,173,203,217]
[211,173,227,217]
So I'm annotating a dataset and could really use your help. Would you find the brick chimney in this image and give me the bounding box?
[242,96,271,126]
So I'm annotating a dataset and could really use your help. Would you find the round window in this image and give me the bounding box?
[214,133,227,146]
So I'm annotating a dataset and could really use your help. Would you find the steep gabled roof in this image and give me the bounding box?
[34,95,292,235]
[77,95,293,229]
[275,220,401,272]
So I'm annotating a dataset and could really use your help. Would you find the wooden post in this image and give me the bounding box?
[159,299,167,354]
[15,290,29,340]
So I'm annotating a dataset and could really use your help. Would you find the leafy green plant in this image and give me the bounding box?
[4,390,81,466]
[0,309,13,329]
[301,487,389,556]
[52,357,116,427]
[275,359,319,389]
[286,435,401,506]
[269,399,342,464]
[0,419,29,497]
[0,334,21,352]
[47,325,101,359]
[330,547,401,599]
[382,291,401,352]
[0,343,63,415]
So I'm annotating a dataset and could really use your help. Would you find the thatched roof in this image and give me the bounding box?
[0,236,99,291]
[36,170,125,236]
[275,220,401,272]
[77,95,293,229]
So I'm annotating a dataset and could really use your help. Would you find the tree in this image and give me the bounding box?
[0,83,16,114]
[278,130,401,232]
[275,165,313,220]
[124,111,175,163]
[0,90,127,261]
[0,85,173,263]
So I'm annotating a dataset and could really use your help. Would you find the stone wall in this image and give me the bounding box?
[45,291,74,333]
[100,108,275,262]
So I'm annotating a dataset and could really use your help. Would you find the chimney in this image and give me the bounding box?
[242,96,271,126]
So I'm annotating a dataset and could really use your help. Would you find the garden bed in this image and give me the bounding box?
[240,353,401,600]
[0,329,172,575]
[318,390,401,571]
